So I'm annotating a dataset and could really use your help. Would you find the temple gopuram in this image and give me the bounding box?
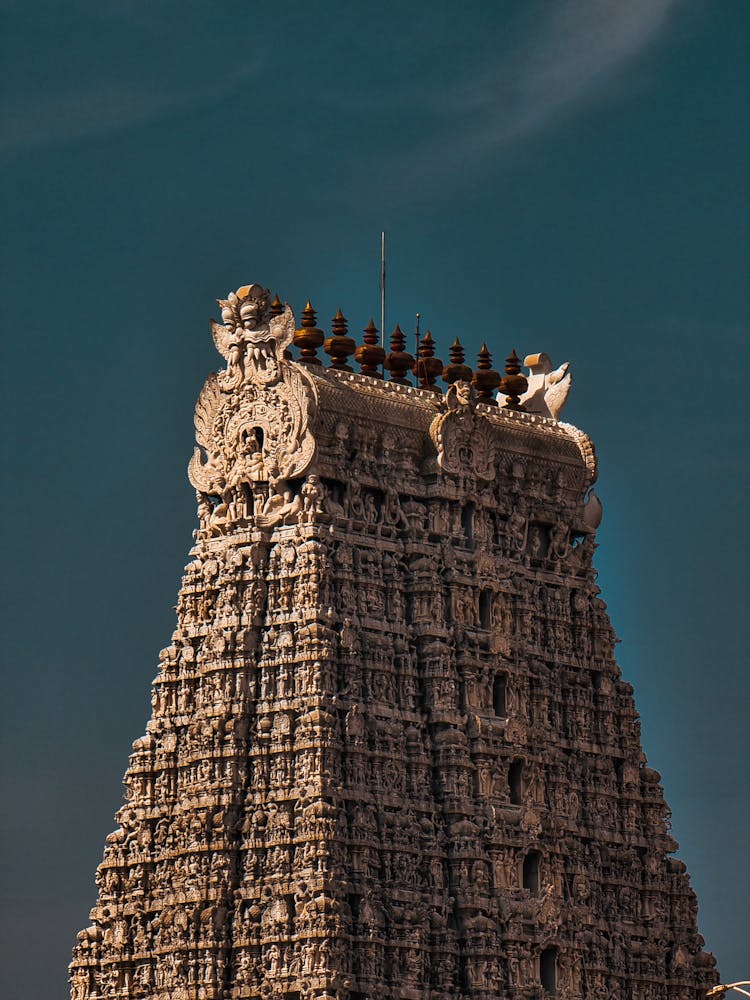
[70,282,717,999]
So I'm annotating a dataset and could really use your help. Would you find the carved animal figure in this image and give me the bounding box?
[519,353,572,421]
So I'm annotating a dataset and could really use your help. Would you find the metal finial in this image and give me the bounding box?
[355,318,386,378]
[442,337,473,385]
[472,343,501,404]
[384,323,414,385]
[269,293,284,317]
[294,301,325,365]
[413,329,444,394]
[499,348,528,409]
[324,308,356,371]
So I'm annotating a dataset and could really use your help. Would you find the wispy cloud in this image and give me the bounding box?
[0,63,261,160]
[0,1,691,175]
[0,5,265,159]
[345,0,692,193]
[293,0,695,204]
[462,0,687,151]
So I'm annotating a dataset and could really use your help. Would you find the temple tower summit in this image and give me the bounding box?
[71,282,717,999]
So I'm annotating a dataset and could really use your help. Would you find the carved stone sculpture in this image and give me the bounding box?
[519,353,572,421]
[71,284,717,1000]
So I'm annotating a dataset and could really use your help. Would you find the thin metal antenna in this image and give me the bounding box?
[415,312,421,384]
[380,231,386,348]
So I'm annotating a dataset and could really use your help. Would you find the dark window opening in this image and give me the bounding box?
[461,502,475,542]
[457,953,469,991]
[493,674,507,717]
[540,947,557,995]
[522,850,541,895]
[509,759,524,805]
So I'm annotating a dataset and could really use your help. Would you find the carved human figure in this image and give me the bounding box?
[239,428,265,481]
[72,281,717,1000]
[257,482,302,528]
[506,507,527,555]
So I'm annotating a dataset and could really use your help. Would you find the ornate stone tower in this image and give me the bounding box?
[70,283,717,1000]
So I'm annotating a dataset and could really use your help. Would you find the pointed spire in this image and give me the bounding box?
[412,330,443,393]
[269,293,284,317]
[442,337,473,385]
[324,308,356,371]
[472,343,501,404]
[354,318,386,378]
[294,300,325,365]
[499,348,528,409]
[384,324,414,385]
[331,307,347,334]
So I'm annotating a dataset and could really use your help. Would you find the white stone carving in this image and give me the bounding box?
[70,281,717,1000]
[520,352,572,421]
[188,286,317,536]
[429,382,496,481]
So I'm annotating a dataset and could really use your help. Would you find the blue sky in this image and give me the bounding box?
[1,2,748,995]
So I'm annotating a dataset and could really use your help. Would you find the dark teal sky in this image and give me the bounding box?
[1,1,748,994]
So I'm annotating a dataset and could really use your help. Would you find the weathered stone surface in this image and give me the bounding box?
[71,285,717,999]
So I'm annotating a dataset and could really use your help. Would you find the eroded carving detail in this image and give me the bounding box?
[71,283,717,1000]
[188,287,317,536]
[430,382,496,481]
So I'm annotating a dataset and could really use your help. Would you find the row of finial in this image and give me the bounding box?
[274,297,528,407]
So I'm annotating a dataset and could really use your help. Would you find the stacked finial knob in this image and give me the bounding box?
[282,298,529,408]
[442,337,473,386]
[384,324,414,385]
[413,330,443,393]
[472,343,501,404]
[355,319,386,378]
[324,309,356,371]
[294,301,325,365]
[269,294,284,318]
[499,349,528,408]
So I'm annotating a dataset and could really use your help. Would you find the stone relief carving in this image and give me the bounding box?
[71,282,716,1000]
[188,285,317,536]
[429,382,496,481]
[520,352,572,421]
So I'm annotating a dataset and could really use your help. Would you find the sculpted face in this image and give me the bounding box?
[219,284,271,334]
[212,282,298,380]
[238,285,270,330]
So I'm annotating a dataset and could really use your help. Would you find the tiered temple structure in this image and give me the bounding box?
[71,283,717,999]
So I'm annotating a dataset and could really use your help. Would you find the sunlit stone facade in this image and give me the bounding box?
[71,283,717,999]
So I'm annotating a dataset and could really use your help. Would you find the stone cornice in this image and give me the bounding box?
[309,364,597,483]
